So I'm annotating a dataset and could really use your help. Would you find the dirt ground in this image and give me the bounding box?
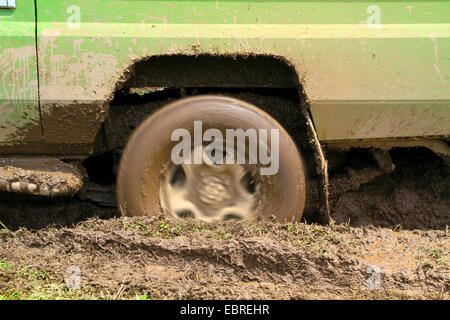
[0,215,448,300]
[329,148,450,230]
[0,148,448,300]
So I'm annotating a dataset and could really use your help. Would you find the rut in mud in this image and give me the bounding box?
[0,215,448,300]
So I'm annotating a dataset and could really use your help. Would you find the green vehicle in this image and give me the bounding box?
[0,0,448,223]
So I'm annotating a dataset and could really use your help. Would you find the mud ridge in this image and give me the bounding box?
[1,216,448,299]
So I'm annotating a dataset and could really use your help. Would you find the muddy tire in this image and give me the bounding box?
[117,95,306,222]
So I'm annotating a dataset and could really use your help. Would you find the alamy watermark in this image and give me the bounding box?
[366,265,382,289]
[66,5,81,29]
[66,265,81,290]
[171,121,280,175]
[366,5,381,28]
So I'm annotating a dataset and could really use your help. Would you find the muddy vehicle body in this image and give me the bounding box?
[0,1,449,224]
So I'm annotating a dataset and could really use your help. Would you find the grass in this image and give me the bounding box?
[0,258,13,270]
[0,257,149,300]
[421,247,447,265]
[413,246,449,270]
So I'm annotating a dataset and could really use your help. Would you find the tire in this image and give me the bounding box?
[117,95,306,222]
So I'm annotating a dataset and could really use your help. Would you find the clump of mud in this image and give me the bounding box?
[0,215,448,299]
[329,148,450,230]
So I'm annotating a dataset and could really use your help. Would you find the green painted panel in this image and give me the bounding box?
[311,100,450,140]
[0,0,40,144]
[35,0,450,144]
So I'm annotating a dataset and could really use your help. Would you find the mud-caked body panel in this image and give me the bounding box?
[0,1,41,144]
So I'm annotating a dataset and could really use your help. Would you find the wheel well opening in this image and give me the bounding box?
[86,54,327,223]
[118,54,301,90]
[104,54,314,163]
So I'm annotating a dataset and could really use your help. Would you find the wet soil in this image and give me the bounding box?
[0,215,448,299]
[330,148,450,230]
[0,141,448,299]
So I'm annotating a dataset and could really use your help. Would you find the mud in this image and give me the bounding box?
[0,85,448,299]
[0,192,116,231]
[0,148,448,299]
[0,147,448,232]
[0,158,83,197]
[0,215,448,299]
[330,148,450,230]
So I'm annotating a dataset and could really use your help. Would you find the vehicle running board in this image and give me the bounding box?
[0,158,83,197]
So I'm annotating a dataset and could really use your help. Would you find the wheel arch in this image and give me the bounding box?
[99,53,331,223]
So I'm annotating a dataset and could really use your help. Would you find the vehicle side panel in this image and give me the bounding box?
[0,1,40,144]
[5,0,449,153]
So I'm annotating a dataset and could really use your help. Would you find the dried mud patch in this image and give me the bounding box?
[0,216,448,300]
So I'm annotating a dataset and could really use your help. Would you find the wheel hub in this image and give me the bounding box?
[160,145,260,221]
[198,174,232,206]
